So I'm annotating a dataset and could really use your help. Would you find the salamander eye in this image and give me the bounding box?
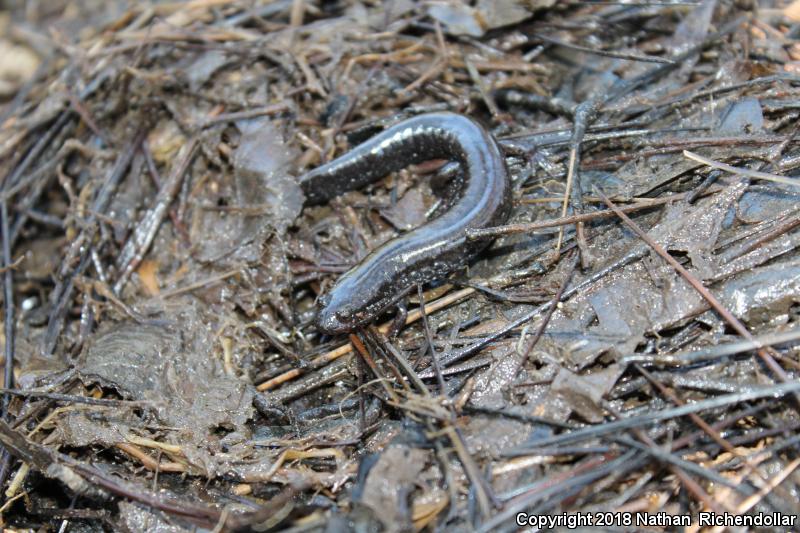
[335,304,356,320]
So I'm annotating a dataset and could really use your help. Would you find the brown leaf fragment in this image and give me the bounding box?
[379,188,435,231]
[549,365,624,423]
[137,259,160,296]
[356,447,430,532]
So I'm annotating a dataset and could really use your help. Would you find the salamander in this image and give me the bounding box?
[299,112,511,334]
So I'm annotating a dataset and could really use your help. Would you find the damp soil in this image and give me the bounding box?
[0,0,800,531]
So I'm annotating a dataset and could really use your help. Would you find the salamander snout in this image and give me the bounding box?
[315,293,359,335]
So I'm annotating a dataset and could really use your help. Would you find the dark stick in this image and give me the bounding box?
[513,252,579,375]
[1,200,14,416]
[0,183,14,491]
[41,131,144,356]
[532,32,675,64]
[504,381,800,453]
[0,389,147,407]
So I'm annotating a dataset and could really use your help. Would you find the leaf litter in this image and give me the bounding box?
[0,0,799,531]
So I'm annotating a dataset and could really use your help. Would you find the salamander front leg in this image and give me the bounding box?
[388,296,409,338]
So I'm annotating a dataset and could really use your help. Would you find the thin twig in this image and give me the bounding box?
[0,389,149,407]
[513,252,579,375]
[257,287,475,391]
[683,150,800,187]
[467,190,712,240]
[505,381,800,453]
[534,32,675,64]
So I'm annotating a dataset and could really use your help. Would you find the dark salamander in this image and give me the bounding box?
[299,112,511,335]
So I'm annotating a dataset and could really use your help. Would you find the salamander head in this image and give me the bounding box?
[314,256,404,335]
[315,290,364,335]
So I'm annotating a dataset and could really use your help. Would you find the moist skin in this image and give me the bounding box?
[299,112,511,335]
